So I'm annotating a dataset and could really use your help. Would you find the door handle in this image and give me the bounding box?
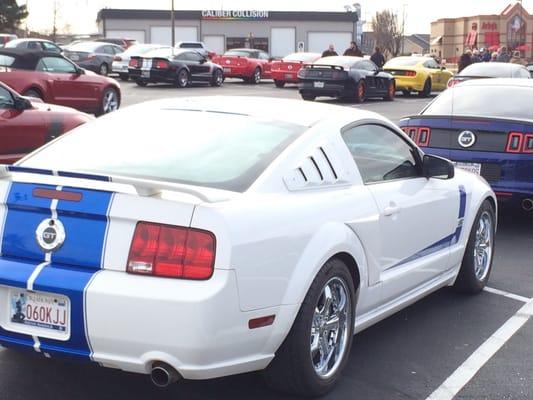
[383,205,400,216]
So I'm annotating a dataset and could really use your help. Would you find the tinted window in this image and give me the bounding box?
[102,46,114,55]
[343,124,420,184]
[258,52,270,60]
[145,48,173,58]
[36,57,77,73]
[0,86,14,109]
[22,110,306,192]
[42,42,60,52]
[26,41,42,50]
[424,59,439,69]
[423,84,533,119]
[175,52,201,61]
[0,55,15,66]
[180,43,202,49]
[224,50,255,58]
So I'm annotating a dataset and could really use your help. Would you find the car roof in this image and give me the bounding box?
[458,62,527,76]
[133,96,385,127]
[0,48,64,69]
[386,56,431,64]
[227,48,262,52]
[8,38,53,43]
[457,77,533,88]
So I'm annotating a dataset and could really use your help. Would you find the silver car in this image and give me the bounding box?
[112,44,171,81]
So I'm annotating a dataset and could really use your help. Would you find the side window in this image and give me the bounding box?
[35,57,77,74]
[515,67,530,78]
[102,46,114,55]
[424,59,439,69]
[258,52,269,60]
[363,61,377,71]
[187,52,203,62]
[342,124,421,184]
[42,42,60,52]
[0,86,14,109]
[27,41,41,50]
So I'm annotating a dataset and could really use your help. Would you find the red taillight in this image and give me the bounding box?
[447,78,459,88]
[401,126,431,147]
[129,59,139,68]
[525,134,533,153]
[155,60,170,69]
[405,70,416,77]
[506,132,524,153]
[127,222,216,280]
[113,56,122,61]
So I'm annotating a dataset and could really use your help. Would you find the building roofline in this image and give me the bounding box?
[97,8,357,22]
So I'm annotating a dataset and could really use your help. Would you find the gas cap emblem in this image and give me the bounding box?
[458,130,476,148]
[35,218,65,252]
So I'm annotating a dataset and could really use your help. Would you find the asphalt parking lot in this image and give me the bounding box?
[1,79,532,400]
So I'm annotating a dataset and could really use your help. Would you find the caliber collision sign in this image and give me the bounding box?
[201,10,269,20]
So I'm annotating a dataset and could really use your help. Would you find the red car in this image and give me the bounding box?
[212,48,273,84]
[270,52,321,88]
[0,49,121,116]
[0,82,92,164]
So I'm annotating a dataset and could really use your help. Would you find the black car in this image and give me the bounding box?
[448,62,530,87]
[298,56,395,103]
[128,48,224,88]
[527,63,533,78]
[63,41,124,76]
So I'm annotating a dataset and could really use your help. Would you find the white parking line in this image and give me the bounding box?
[426,296,533,400]
[484,286,530,303]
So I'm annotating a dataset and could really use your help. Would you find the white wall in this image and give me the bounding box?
[308,32,353,54]
[150,26,198,45]
[203,35,225,54]
[271,27,296,58]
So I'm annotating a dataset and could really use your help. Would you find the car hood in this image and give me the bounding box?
[29,99,88,115]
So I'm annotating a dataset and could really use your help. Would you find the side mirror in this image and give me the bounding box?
[374,69,380,75]
[199,57,207,64]
[422,154,454,180]
[75,67,85,75]
[13,96,32,111]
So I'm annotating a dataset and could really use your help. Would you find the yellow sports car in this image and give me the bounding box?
[383,56,454,97]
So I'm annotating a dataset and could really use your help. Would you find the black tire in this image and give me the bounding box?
[210,69,224,87]
[402,89,411,97]
[251,67,261,84]
[419,79,432,97]
[263,258,356,397]
[453,200,496,294]
[354,80,366,103]
[274,80,285,88]
[135,79,148,87]
[98,63,109,76]
[301,94,316,101]
[119,73,129,81]
[384,81,396,101]
[176,69,189,88]
[23,89,43,99]
[96,87,120,116]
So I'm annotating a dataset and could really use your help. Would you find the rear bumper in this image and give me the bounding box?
[271,71,298,83]
[389,75,424,91]
[299,80,352,98]
[129,69,175,84]
[220,66,253,79]
[426,148,533,197]
[112,62,129,74]
[0,259,297,380]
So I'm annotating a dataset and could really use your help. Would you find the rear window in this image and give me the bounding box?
[179,43,202,49]
[459,63,516,77]
[224,50,254,57]
[144,48,174,58]
[313,56,359,69]
[21,110,305,192]
[422,85,533,120]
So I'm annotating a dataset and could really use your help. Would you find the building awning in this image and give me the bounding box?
[430,36,442,45]
[465,30,478,47]
[485,31,500,47]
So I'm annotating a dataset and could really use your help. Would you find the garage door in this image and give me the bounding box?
[203,35,225,55]
[308,32,353,54]
[105,30,146,43]
[271,28,295,58]
[150,26,198,45]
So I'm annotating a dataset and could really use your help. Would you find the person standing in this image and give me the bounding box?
[510,51,523,64]
[370,47,386,68]
[458,49,472,73]
[322,44,338,57]
[497,46,510,62]
[343,41,363,57]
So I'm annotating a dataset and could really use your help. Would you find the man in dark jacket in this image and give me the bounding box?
[370,47,386,68]
[322,44,338,57]
[458,50,472,73]
[343,41,363,57]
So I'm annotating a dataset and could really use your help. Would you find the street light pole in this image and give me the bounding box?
[171,0,175,48]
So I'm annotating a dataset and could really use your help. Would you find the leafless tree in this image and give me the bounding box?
[371,10,403,57]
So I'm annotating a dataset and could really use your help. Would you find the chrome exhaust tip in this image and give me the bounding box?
[150,362,180,388]
[522,198,533,212]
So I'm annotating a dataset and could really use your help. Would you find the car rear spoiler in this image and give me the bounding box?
[0,165,216,202]
[306,64,345,71]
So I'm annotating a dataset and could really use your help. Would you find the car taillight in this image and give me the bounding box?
[127,222,216,280]
[129,59,139,68]
[447,78,459,88]
[114,56,122,61]
[401,126,431,147]
[332,70,347,79]
[405,70,416,77]
[505,132,533,153]
[155,60,170,69]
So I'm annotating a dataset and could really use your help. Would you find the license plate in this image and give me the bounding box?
[454,162,481,175]
[69,54,79,61]
[285,73,294,80]
[10,290,69,333]
[223,67,231,73]
[141,70,150,78]
[314,81,325,88]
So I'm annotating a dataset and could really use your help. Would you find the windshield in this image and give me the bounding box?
[422,84,533,120]
[385,58,422,67]
[67,42,102,52]
[283,53,320,63]
[21,109,306,192]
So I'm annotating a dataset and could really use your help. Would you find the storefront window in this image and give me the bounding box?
[507,15,526,50]
[226,37,269,52]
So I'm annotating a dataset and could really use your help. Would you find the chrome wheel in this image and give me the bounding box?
[99,63,108,76]
[213,69,223,86]
[102,89,118,114]
[177,70,189,87]
[310,277,351,380]
[473,211,493,281]
[252,68,261,84]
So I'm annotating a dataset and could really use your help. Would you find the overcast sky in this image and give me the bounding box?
[22,0,526,35]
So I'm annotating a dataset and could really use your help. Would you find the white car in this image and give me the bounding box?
[0,97,496,396]
[112,44,171,80]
